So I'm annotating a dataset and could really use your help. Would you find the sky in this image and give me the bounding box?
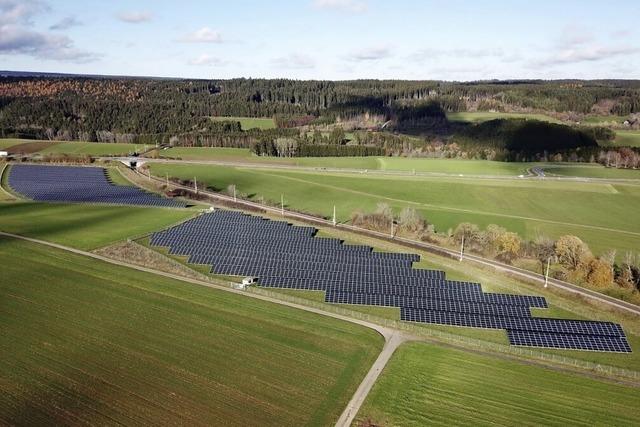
[1,0,639,81]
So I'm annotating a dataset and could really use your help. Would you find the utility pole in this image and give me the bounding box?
[281,194,284,216]
[544,257,551,288]
[165,173,169,186]
[332,205,337,226]
[233,185,236,202]
[390,220,394,238]
[459,235,465,261]
[194,176,198,194]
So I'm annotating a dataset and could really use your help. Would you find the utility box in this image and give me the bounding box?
[241,277,258,287]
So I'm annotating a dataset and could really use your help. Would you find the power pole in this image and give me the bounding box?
[194,176,198,194]
[233,185,236,202]
[390,220,394,238]
[332,205,337,226]
[165,173,169,186]
[544,257,551,288]
[459,235,465,261]
[281,194,284,216]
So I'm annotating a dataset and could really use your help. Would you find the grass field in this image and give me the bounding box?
[0,237,382,426]
[355,342,640,426]
[447,111,561,123]
[542,164,640,179]
[0,139,148,156]
[211,116,276,130]
[149,163,640,255]
[39,141,148,156]
[0,139,20,150]
[0,202,195,249]
[614,130,640,147]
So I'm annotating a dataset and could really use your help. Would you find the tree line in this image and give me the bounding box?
[351,203,640,304]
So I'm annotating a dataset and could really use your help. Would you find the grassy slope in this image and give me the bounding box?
[543,165,640,179]
[211,116,276,130]
[447,111,561,123]
[355,342,640,427]
[40,141,145,155]
[149,163,640,255]
[0,139,21,150]
[0,202,195,249]
[614,130,640,147]
[0,237,382,426]
[157,147,531,175]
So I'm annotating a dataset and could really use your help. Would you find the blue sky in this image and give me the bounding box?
[1,0,639,80]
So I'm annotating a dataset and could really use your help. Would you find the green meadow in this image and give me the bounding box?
[0,237,382,426]
[149,163,640,255]
[0,202,195,249]
[355,342,640,427]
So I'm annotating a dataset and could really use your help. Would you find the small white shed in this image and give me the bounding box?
[233,277,258,290]
[0,151,8,157]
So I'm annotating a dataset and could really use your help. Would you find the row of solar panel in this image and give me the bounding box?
[203,258,445,278]
[166,244,418,263]
[325,291,533,318]
[184,250,416,267]
[213,268,455,287]
[507,330,631,352]
[400,307,624,337]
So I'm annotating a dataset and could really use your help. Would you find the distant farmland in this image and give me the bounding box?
[0,237,383,426]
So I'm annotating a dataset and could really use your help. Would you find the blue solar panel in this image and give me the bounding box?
[149,209,631,353]
[9,164,185,208]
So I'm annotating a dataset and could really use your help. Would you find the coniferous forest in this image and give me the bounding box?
[1,75,639,161]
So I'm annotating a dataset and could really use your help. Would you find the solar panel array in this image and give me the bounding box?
[150,210,631,353]
[8,165,185,208]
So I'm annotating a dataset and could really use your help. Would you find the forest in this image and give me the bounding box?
[1,76,640,160]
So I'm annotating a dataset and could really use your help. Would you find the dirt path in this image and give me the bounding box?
[335,331,407,427]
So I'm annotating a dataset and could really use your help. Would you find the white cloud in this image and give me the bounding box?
[535,45,640,67]
[0,24,99,62]
[178,27,223,43]
[0,0,98,62]
[49,16,81,31]
[412,47,504,61]
[271,53,315,69]
[188,53,227,66]
[312,0,367,13]
[0,0,48,25]
[347,46,391,61]
[116,11,153,23]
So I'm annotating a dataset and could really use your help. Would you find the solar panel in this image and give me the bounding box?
[8,164,185,208]
[147,209,631,353]
[507,330,631,353]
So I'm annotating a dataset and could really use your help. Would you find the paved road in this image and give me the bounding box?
[136,170,640,317]
[0,231,410,426]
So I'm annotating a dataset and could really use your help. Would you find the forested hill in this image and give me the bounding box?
[1,75,639,144]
